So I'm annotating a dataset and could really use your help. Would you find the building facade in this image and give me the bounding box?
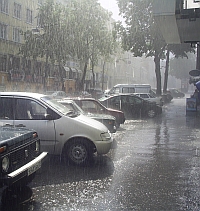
[0,0,138,93]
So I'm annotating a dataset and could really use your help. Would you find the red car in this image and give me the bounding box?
[67,97,125,128]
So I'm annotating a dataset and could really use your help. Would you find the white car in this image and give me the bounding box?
[134,93,164,106]
[0,92,114,166]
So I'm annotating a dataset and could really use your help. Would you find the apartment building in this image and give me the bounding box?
[0,0,44,91]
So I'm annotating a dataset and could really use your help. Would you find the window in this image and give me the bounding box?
[0,98,13,119]
[14,2,21,19]
[129,87,135,93]
[26,9,32,24]
[0,23,7,39]
[37,13,41,27]
[0,55,7,72]
[13,27,21,42]
[15,98,47,120]
[110,96,120,104]
[140,94,149,98]
[122,87,135,93]
[0,0,8,13]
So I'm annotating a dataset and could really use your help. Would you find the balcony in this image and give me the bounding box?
[152,0,200,44]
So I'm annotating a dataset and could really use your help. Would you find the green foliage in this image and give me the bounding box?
[116,0,166,58]
[20,0,117,90]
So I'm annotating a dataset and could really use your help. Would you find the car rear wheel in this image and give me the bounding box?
[65,139,93,166]
[147,109,156,118]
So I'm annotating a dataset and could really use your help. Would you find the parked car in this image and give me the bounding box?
[105,84,152,95]
[99,94,162,119]
[0,125,47,187]
[58,99,116,133]
[151,89,173,103]
[0,92,114,166]
[169,88,185,98]
[134,93,164,106]
[67,97,126,128]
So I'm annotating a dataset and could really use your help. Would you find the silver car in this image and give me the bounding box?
[0,92,114,166]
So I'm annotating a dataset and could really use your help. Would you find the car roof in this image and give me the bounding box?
[0,92,46,100]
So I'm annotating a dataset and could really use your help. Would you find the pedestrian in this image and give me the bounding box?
[192,89,200,105]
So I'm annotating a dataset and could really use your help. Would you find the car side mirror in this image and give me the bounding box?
[44,114,53,120]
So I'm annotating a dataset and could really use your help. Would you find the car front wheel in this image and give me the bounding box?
[66,139,93,166]
[147,109,156,118]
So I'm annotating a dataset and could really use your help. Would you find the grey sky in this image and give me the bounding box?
[98,0,121,21]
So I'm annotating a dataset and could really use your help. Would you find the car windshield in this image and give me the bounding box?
[41,96,72,115]
[60,101,85,115]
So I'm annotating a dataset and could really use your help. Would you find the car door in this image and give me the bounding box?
[14,97,57,154]
[121,95,140,118]
[121,95,143,118]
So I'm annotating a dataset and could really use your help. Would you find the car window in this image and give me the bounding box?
[41,96,70,115]
[122,95,129,103]
[122,87,129,93]
[140,94,149,98]
[133,96,142,104]
[129,87,135,93]
[110,87,119,94]
[15,98,47,120]
[149,94,154,98]
[110,96,120,104]
[82,101,95,110]
[0,97,13,119]
[81,101,99,113]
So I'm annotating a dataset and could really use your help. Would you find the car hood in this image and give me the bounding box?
[86,113,115,120]
[72,114,109,132]
[0,126,36,148]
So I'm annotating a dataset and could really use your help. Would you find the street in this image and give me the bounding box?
[1,96,200,211]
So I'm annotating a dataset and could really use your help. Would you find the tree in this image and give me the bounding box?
[66,0,117,90]
[162,44,195,93]
[20,0,69,91]
[20,0,116,92]
[116,0,166,95]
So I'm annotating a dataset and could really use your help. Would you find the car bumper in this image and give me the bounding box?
[95,137,114,154]
[2,152,48,186]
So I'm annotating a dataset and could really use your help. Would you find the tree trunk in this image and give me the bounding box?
[44,53,49,92]
[102,61,105,91]
[91,62,95,88]
[154,52,162,96]
[58,63,65,91]
[80,62,87,91]
[163,49,170,93]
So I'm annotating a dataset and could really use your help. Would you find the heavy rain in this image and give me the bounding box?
[0,0,200,211]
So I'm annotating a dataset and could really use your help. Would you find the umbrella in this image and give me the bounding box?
[189,69,200,77]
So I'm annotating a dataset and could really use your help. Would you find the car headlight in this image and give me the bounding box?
[100,132,111,141]
[2,156,9,172]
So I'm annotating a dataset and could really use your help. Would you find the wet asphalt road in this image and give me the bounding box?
[1,96,200,211]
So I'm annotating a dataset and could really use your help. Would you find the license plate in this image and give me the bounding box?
[28,161,41,176]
